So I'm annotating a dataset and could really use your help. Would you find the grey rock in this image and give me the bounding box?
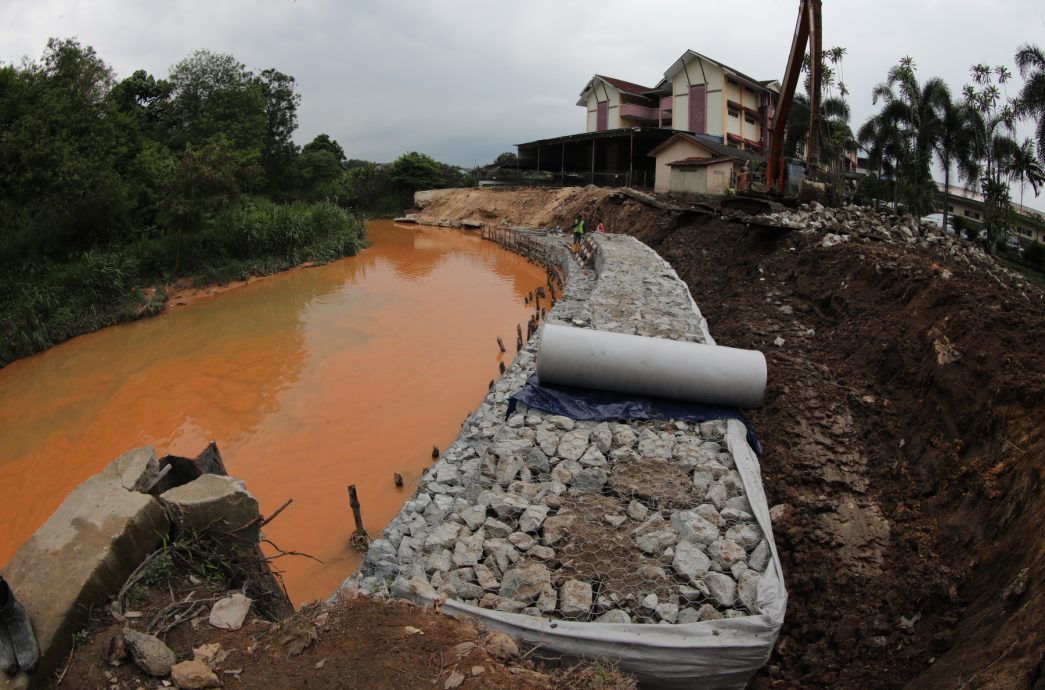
[523,448,550,474]
[578,446,607,468]
[435,464,460,485]
[507,414,524,428]
[571,467,608,493]
[494,598,527,613]
[708,539,747,568]
[559,580,593,618]
[626,500,649,521]
[638,429,674,459]
[671,510,719,545]
[595,609,632,624]
[508,532,536,551]
[556,430,591,461]
[489,493,529,518]
[452,531,485,567]
[604,514,626,527]
[704,572,738,607]
[749,540,771,572]
[535,428,560,456]
[591,423,612,453]
[483,539,520,572]
[705,482,728,509]
[482,517,512,539]
[721,507,754,523]
[673,540,711,582]
[519,505,550,533]
[541,514,575,545]
[499,562,554,605]
[737,569,761,614]
[636,527,677,556]
[161,474,259,541]
[528,545,555,560]
[698,604,724,621]
[640,593,659,612]
[611,426,637,449]
[423,522,463,552]
[474,563,499,590]
[692,471,715,496]
[547,415,576,431]
[427,549,452,574]
[123,628,176,677]
[725,523,763,551]
[655,603,679,623]
[495,454,524,485]
[676,607,702,624]
[460,505,488,532]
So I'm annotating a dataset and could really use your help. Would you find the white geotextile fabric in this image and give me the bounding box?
[404,421,786,689]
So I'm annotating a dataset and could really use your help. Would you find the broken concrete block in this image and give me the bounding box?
[160,474,260,541]
[98,446,161,493]
[1,474,169,680]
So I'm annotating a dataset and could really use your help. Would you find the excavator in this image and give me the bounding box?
[727,0,824,211]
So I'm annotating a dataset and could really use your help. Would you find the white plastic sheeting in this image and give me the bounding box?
[395,421,786,689]
[536,323,767,409]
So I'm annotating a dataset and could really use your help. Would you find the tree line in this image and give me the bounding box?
[0,39,468,366]
[856,46,1045,258]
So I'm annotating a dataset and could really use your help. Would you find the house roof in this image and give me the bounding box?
[647,132,753,161]
[666,156,735,167]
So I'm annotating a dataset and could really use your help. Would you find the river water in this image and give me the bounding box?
[0,220,548,605]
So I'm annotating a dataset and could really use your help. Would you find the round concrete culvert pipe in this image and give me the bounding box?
[536,323,767,409]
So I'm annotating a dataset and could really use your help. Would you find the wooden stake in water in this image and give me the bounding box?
[347,484,367,538]
[393,473,403,488]
[497,336,506,353]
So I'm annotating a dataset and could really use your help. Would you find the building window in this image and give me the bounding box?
[744,115,756,125]
[963,210,980,220]
[728,109,739,119]
[947,205,954,212]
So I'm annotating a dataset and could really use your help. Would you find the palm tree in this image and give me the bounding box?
[866,58,951,216]
[1007,138,1045,209]
[1015,44,1045,161]
[932,92,979,233]
[857,112,902,210]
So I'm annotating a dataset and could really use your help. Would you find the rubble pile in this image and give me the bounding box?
[348,234,769,625]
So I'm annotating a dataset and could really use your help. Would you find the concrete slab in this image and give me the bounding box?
[1,475,169,683]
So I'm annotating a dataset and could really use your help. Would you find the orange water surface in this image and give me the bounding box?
[0,220,548,605]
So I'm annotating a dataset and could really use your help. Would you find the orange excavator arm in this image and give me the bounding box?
[767,0,822,193]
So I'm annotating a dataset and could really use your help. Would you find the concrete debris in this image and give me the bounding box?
[170,659,221,689]
[123,628,176,677]
[208,593,252,631]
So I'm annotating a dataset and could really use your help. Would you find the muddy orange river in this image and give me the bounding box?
[0,220,549,605]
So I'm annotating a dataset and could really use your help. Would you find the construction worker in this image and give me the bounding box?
[572,216,584,253]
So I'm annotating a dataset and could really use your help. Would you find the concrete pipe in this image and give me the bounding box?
[536,323,767,409]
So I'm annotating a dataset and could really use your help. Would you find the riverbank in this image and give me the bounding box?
[0,201,366,368]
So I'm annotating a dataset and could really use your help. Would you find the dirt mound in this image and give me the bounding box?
[407,187,1045,689]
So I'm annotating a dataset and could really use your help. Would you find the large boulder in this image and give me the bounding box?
[98,446,160,492]
[1,473,169,682]
[159,474,260,541]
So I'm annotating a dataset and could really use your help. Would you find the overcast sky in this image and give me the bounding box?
[2,0,1044,209]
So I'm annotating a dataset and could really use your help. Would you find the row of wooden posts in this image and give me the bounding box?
[347,226,568,550]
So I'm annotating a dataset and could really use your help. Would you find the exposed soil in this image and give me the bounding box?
[412,186,1045,689]
[50,186,1044,689]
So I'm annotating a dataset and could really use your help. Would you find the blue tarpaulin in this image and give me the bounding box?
[508,375,763,456]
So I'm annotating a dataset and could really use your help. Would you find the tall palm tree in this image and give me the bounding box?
[1015,44,1045,161]
[865,57,948,216]
[933,92,979,233]
[857,112,902,210]
[1007,138,1045,209]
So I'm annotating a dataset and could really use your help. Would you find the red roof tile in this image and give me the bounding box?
[595,74,654,96]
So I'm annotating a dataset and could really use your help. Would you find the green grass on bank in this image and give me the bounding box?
[998,256,1045,287]
[0,199,366,367]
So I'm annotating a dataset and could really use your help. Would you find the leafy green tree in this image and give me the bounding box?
[257,68,300,196]
[388,151,444,191]
[302,134,346,161]
[1007,138,1044,209]
[494,151,518,167]
[1015,44,1045,161]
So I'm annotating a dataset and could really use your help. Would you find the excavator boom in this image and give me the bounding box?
[766,0,822,193]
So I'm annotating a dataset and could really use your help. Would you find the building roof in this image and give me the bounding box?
[666,156,736,167]
[663,50,778,94]
[647,132,753,162]
[594,74,654,96]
